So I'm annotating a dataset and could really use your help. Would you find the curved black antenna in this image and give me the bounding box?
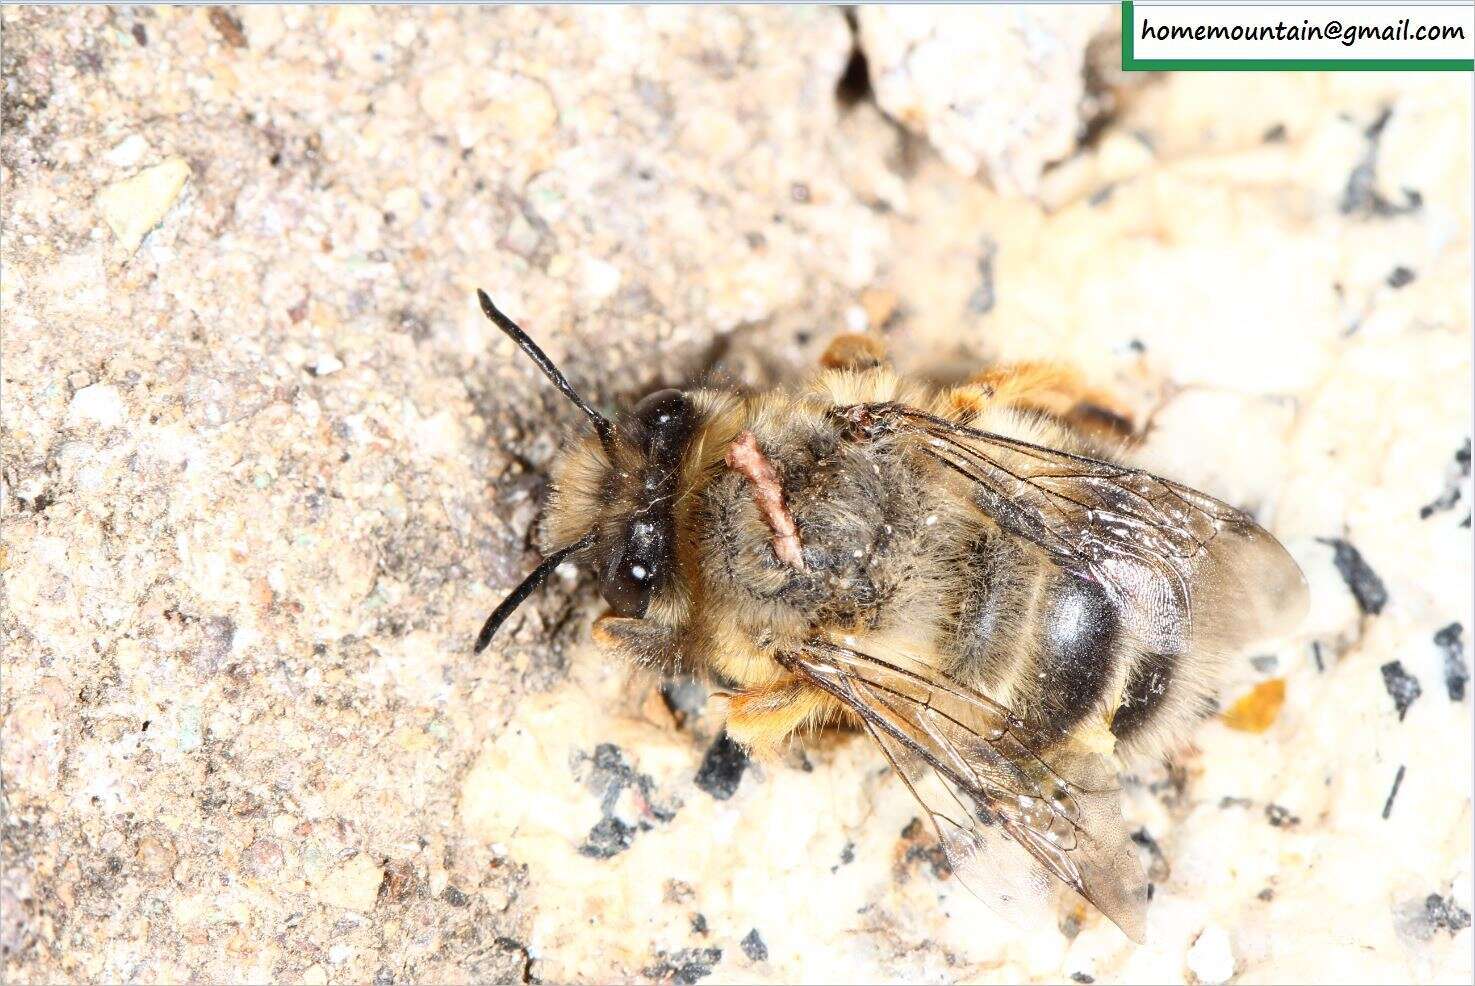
[477,289,615,455]
[474,530,597,653]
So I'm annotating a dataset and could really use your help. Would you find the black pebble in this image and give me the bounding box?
[1383,765,1406,819]
[1418,440,1470,520]
[1380,661,1422,721]
[1426,894,1472,934]
[1264,803,1300,828]
[740,928,768,962]
[1387,266,1416,289]
[441,886,469,907]
[694,731,749,801]
[643,948,722,986]
[579,817,636,859]
[1321,538,1389,615]
[1436,622,1468,701]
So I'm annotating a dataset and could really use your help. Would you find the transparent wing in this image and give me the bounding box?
[780,642,1149,942]
[841,403,1308,658]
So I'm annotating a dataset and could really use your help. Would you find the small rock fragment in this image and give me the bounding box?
[3,682,69,795]
[104,135,150,169]
[241,838,284,878]
[1264,803,1300,828]
[1382,765,1407,820]
[579,817,635,859]
[1185,925,1235,985]
[134,835,177,878]
[1386,266,1416,289]
[309,354,344,377]
[1425,893,1472,935]
[643,947,722,986]
[96,157,192,253]
[208,6,248,48]
[378,858,415,902]
[1418,440,1470,520]
[740,928,768,962]
[66,384,126,430]
[314,853,384,912]
[694,731,748,801]
[857,7,1114,195]
[1380,661,1422,721]
[1321,538,1388,615]
[1435,623,1468,701]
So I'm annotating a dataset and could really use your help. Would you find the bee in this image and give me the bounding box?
[472,289,1308,941]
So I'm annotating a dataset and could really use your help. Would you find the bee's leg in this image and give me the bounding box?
[724,676,832,759]
[592,615,690,676]
[819,333,890,372]
[954,361,1135,443]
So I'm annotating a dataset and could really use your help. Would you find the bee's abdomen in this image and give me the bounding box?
[949,539,1134,740]
[1109,651,1179,743]
[1032,574,1121,736]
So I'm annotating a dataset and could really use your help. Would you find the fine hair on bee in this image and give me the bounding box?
[468,288,1309,942]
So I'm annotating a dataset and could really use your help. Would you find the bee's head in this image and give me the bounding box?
[473,290,719,653]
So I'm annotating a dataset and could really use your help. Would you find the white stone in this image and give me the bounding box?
[312,854,383,912]
[858,6,1113,196]
[1186,925,1236,985]
[311,354,344,376]
[66,384,126,430]
[104,135,150,169]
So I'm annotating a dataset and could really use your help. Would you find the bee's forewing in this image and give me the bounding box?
[783,645,1149,942]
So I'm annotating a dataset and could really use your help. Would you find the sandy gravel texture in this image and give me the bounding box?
[2,6,1471,985]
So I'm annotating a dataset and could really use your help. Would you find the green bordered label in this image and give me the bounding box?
[1122,2,1475,71]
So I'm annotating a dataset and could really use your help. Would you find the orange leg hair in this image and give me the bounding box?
[819,332,889,372]
[724,676,838,759]
[964,361,1135,443]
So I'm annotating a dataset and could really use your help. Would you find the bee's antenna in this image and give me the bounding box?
[474,530,597,653]
[477,289,616,455]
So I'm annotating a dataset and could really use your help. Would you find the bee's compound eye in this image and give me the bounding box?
[600,549,656,617]
[629,389,693,461]
[632,388,686,428]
